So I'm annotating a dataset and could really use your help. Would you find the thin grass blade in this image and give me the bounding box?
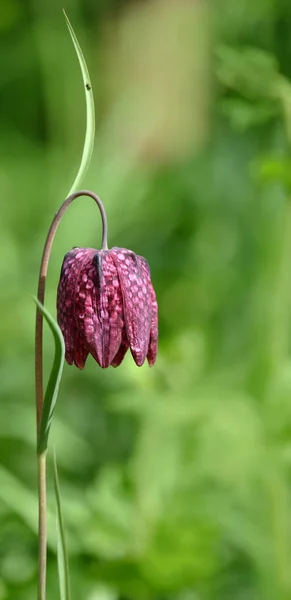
[63,9,95,194]
[34,298,65,454]
[53,451,71,600]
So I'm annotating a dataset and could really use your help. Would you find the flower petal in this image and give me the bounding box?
[57,248,87,367]
[110,248,152,366]
[111,336,129,367]
[93,252,124,367]
[147,283,158,366]
[138,256,158,365]
[69,250,122,369]
[73,332,89,369]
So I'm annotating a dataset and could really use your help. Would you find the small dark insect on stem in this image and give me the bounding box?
[35,189,108,600]
[85,83,91,90]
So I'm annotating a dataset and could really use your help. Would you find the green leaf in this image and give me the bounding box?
[63,9,95,195]
[220,97,277,131]
[34,298,65,454]
[53,451,71,600]
[216,45,279,100]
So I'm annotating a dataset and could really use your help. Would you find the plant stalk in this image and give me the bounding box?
[38,452,47,600]
[35,189,108,599]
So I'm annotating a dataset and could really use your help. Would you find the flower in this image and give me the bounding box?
[57,247,158,369]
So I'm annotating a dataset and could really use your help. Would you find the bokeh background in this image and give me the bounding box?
[2,0,291,598]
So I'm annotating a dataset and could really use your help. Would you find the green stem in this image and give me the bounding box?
[35,189,108,599]
[37,452,47,600]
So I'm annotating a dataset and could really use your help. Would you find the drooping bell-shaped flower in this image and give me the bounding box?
[57,246,158,369]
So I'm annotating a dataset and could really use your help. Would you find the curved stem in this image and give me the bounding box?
[35,189,108,600]
[35,189,107,432]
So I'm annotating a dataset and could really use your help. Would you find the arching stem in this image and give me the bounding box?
[35,190,108,600]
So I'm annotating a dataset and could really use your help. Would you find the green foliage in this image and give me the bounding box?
[53,453,70,600]
[35,299,65,455]
[217,45,279,99]
[2,1,291,600]
[63,10,95,196]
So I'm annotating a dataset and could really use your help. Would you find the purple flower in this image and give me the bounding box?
[57,247,158,369]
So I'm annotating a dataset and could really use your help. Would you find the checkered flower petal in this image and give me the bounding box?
[57,246,158,369]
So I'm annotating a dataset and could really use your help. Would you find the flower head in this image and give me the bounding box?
[57,247,158,369]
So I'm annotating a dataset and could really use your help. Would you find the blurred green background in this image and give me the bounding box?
[2,0,291,598]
